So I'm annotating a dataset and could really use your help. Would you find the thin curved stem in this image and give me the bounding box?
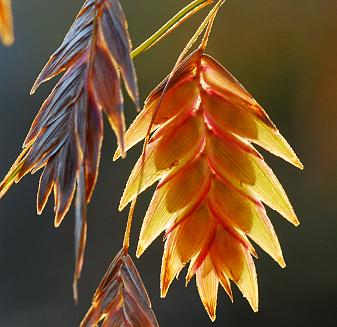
[199,0,226,50]
[131,0,213,59]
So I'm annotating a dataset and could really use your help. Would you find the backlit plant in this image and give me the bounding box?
[0,1,303,325]
[0,0,13,45]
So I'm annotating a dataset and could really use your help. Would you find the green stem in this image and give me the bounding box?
[131,0,213,58]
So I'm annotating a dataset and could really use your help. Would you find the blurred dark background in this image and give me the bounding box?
[0,0,336,326]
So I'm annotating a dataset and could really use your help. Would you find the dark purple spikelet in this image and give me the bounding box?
[0,0,138,300]
[80,249,159,327]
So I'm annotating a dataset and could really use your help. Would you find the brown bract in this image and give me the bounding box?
[116,49,303,320]
[0,0,138,300]
[81,249,159,327]
[0,0,13,45]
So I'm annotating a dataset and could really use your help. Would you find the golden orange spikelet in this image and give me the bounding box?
[116,49,303,320]
[0,0,14,45]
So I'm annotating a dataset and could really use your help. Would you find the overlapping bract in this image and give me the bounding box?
[81,249,159,327]
[0,0,13,45]
[116,49,303,320]
[0,0,138,298]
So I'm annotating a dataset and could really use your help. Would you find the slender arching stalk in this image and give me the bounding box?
[131,0,213,58]
[199,0,226,50]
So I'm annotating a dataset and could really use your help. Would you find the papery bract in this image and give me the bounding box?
[116,49,303,320]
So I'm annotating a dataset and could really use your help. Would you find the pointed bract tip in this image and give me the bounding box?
[113,149,120,161]
[2,37,14,47]
[136,243,145,258]
[116,134,126,160]
[118,199,126,212]
[30,81,39,95]
[208,310,216,322]
[72,279,79,306]
[253,301,259,312]
[289,156,304,170]
[291,214,300,227]
[54,218,62,229]
[278,256,286,268]
[185,270,195,286]
[296,159,304,170]
[245,297,259,313]
[160,291,166,299]
[119,193,133,212]
[160,283,169,298]
[251,247,258,258]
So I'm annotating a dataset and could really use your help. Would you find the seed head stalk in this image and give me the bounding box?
[131,0,214,59]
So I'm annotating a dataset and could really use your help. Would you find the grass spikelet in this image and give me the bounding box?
[80,249,159,327]
[0,0,138,301]
[117,48,303,320]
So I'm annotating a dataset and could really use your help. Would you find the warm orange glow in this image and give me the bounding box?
[118,49,303,320]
